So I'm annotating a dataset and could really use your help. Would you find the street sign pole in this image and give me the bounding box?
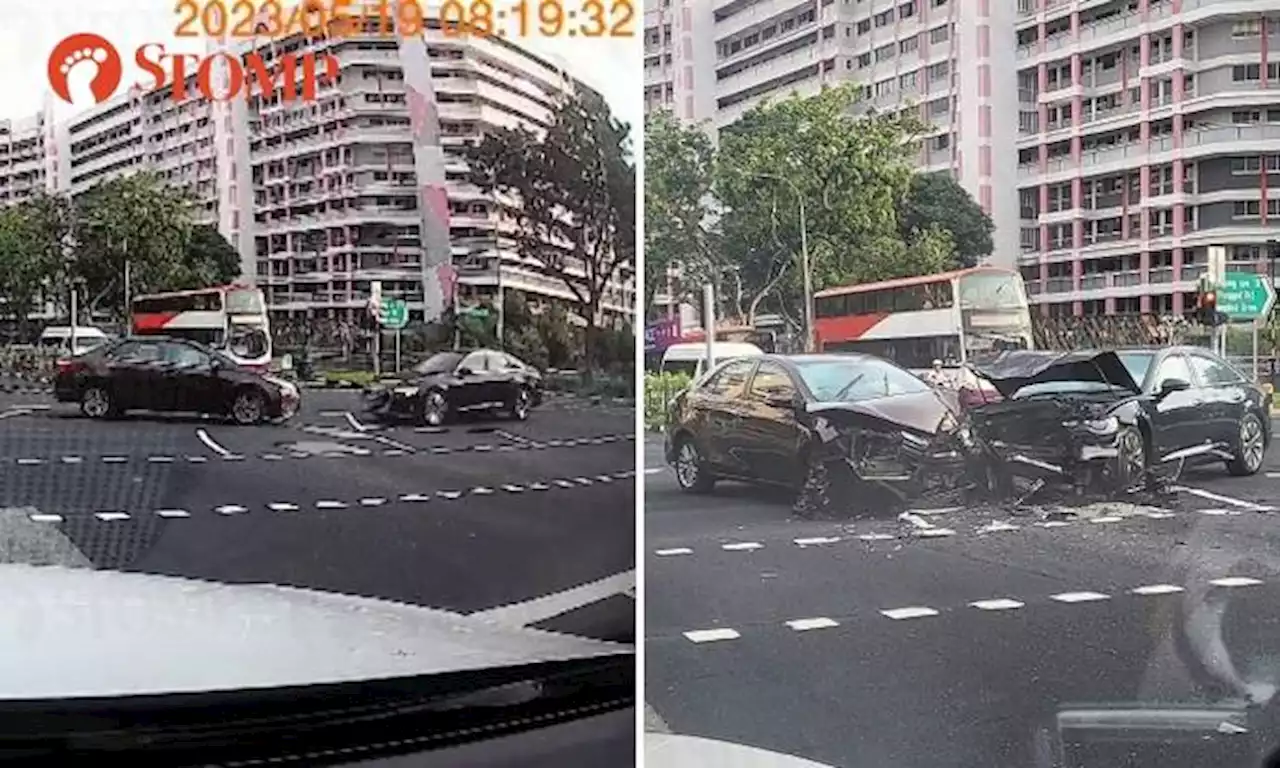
[395,328,402,373]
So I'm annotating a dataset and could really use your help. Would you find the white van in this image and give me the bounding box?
[38,326,110,357]
[660,342,765,380]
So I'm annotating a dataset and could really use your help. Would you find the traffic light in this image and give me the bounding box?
[1196,284,1224,326]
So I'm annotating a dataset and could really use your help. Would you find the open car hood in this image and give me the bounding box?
[971,350,1141,399]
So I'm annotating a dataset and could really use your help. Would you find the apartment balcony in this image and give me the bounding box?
[714,1,813,45]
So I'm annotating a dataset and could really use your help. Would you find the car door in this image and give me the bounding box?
[164,342,221,414]
[451,351,490,410]
[483,351,517,407]
[737,361,804,485]
[1185,350,1253,446]
[696,359,757,477]
[1145,352,1203,457]
[105,341,164,410]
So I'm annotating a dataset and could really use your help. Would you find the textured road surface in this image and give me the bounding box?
[0,391,636,642]
[645,433,1280,767]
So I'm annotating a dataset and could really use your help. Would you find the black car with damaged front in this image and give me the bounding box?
[664,354,972,516]
[363,348,543,427]
[967,347,1272,495]
[52,336,300,425]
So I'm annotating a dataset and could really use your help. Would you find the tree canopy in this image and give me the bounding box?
[644,83,964,332]
[898,171,994,268]
[464,87,635,372]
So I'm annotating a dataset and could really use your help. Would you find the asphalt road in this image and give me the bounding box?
[645,430,1280,767]
[0,389,636,643]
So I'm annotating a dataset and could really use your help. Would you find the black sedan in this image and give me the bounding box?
[970,347,1272,488]
[664,354,966,507]
[363,349,543,427]
[53,337,300,425]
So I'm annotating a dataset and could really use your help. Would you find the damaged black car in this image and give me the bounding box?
[967,347,1272,495]
[664,354,973,516]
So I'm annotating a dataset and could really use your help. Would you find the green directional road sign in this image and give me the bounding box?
[1220,271,1277,321]
[379,298,408,329]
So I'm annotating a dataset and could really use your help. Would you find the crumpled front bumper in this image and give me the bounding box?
[362,388,419,420]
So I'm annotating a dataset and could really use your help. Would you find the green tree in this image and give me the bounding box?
[643,111,721,319]
[464,87,635,376]
[0,206,55,332]
[715,84,956,330]
[181,224,241,288]
[899,171,994,268]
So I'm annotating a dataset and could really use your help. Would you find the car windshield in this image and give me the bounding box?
[794,357,931,402]
[413,352,464,375]
[1117,351,1155,385]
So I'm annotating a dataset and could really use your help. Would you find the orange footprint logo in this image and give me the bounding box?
[47,33,122,105]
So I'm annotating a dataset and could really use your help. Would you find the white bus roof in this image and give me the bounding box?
[662,342,764,361]
[39,326,108,339]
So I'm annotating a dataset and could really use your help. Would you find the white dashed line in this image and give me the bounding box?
[359,498,388,507]
[102,456,127,463]
[1196,508,1238,517]
[655,548,693,556]
[1050,591,1110,603]
[970,599,1025,611]
[94,512,130,522]
[195,429,234,458]
[1090,516,1124,524]
[471,487,495,495]
[881,607,939,620]
[473,445,493,452]
[794,536,841,546]
[554,480,576,488]
[343,412,370,432]
[1038,521,1071,528]
[29,514,62,523]
[60,456,83,464]
[977,521,1020,533]
[914,528,957,538]
[216,505,248,515]
[0,409,32,420]
[156,509,191,518]
[594,475,614,483]
[1209,576,1264,588]
[16,459,42,466]
[268,503,300,512]
[721,542,763,552]
[186,456,208,463]
[684,629,740,643]
[262,453,284,461]
[437,491,463,500]
[858,533,897,541]
[1131,584,1185,596]
[399,493,432,502]
[1174,485,1274,512]
[528,482,550,491]
[786,617,839,632]
[501,484,525,493]
[148,456,175,463]
[315,500,347,509]
[574,477,593,485]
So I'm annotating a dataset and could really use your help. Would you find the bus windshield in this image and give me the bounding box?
[957,272,1033,364]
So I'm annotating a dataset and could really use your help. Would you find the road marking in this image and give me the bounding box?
[60,456,83,464]
[0,409,32,420]
[914,528,957,538]
[381,449,409,457]
[1144,511,1177,519]
[881,607,939,620]
[1131,584,1185,595]
[437,490,463,500]
[268,503,299,512]
[574,477,593,485]
[316,500,347,509]
[1210,576,1264,587]
[148,456,175,463]
[1038,521,1071,528]
[156,509,191,518]
[858,533,897,541]
[372,435,416,452]
[186,456,208,463]
[262,453,284,461]
[473,445,493,452]
[1090,516,1124,524]
[343,412,370,432]
[684,628,740,643]
[29,514,62,523]
[1174,485,1274,512]
[359,497,388,507]
[655,548,693,556]
[216,505,248,515]
[497,430,533,445]
[721,542,762,551]
[899,511,933,529]
[1197,508,1239,516]
[501,484,524,492]
[528,482,550,490]
[470,570,635,628]
[102,456,127,463]
[399,493,432,502]
[786,617,839,631]
[977,521,1020,533]
[970,599,1025,611]
[16,459,42,466]
[554,480,576,488]
[1050,591,1110,603]
[471,487,495,495]
[195,429,234,458]
[644,468,665,475]
[94,512,130,521]
[795,536,841,546]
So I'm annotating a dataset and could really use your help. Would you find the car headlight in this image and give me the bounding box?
[1082,416,1120,435]
[394,385,420,397]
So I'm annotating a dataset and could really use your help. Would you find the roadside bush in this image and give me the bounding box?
[644,371,691,432]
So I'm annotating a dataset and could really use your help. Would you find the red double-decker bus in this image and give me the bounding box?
[131,284,272,368]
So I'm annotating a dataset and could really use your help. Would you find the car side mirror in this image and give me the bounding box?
[457,367,474,377]
[1157,378,1190,398]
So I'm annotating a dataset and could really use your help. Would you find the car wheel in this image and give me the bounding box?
[80,386,115,419]
[419,390,448,427]
[231,389,266,425]
[673,436,715,494]
[1108,425,1149,490]
[1228,411,1266,476]
[508,388,531,421]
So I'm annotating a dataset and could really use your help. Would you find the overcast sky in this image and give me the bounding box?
[1,0,638,144]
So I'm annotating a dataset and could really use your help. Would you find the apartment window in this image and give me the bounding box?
[875,43,895,62]
[1020,227,1039,252]
[899,1,915,19]
[1233,110,1262,124]
[1233,64,1261,82]
[1233,19,1262,37]
[930,133,950,151]
[857,19,871,34]
[899,36,918,54]
[1183,162,1197,193]
[1151,208,1174,235]
[874,10,892,26]
[929,25,949,44]
[1269,199,1280,217]
[927,61,950,81]
[899,71,917,89]
[874,79,895,97]
[1048,223,1071,250]
[1233,200,1261,219]
[857,52,872,68]
[1231,156,1262,175]
[929,97,949,116]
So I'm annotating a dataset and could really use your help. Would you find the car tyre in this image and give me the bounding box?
[673,436,715,494]
[419,390,449,427]
[1227,411,1266,477]
[80,386,117,419]
[231,388,266,426]
[1108,425,1149,491]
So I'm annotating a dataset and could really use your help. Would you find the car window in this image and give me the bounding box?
[110,341,161,363]
[414,352,463,375]
[794,358,930,402]
[699,359,755,398]
[748,362,795,399]
[1151,353,1193,390]
[162,343,210,368]
[459,351,488,372]
[1187,353,1245,386]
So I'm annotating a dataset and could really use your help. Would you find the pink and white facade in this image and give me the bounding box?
[1017,0,1280,317]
